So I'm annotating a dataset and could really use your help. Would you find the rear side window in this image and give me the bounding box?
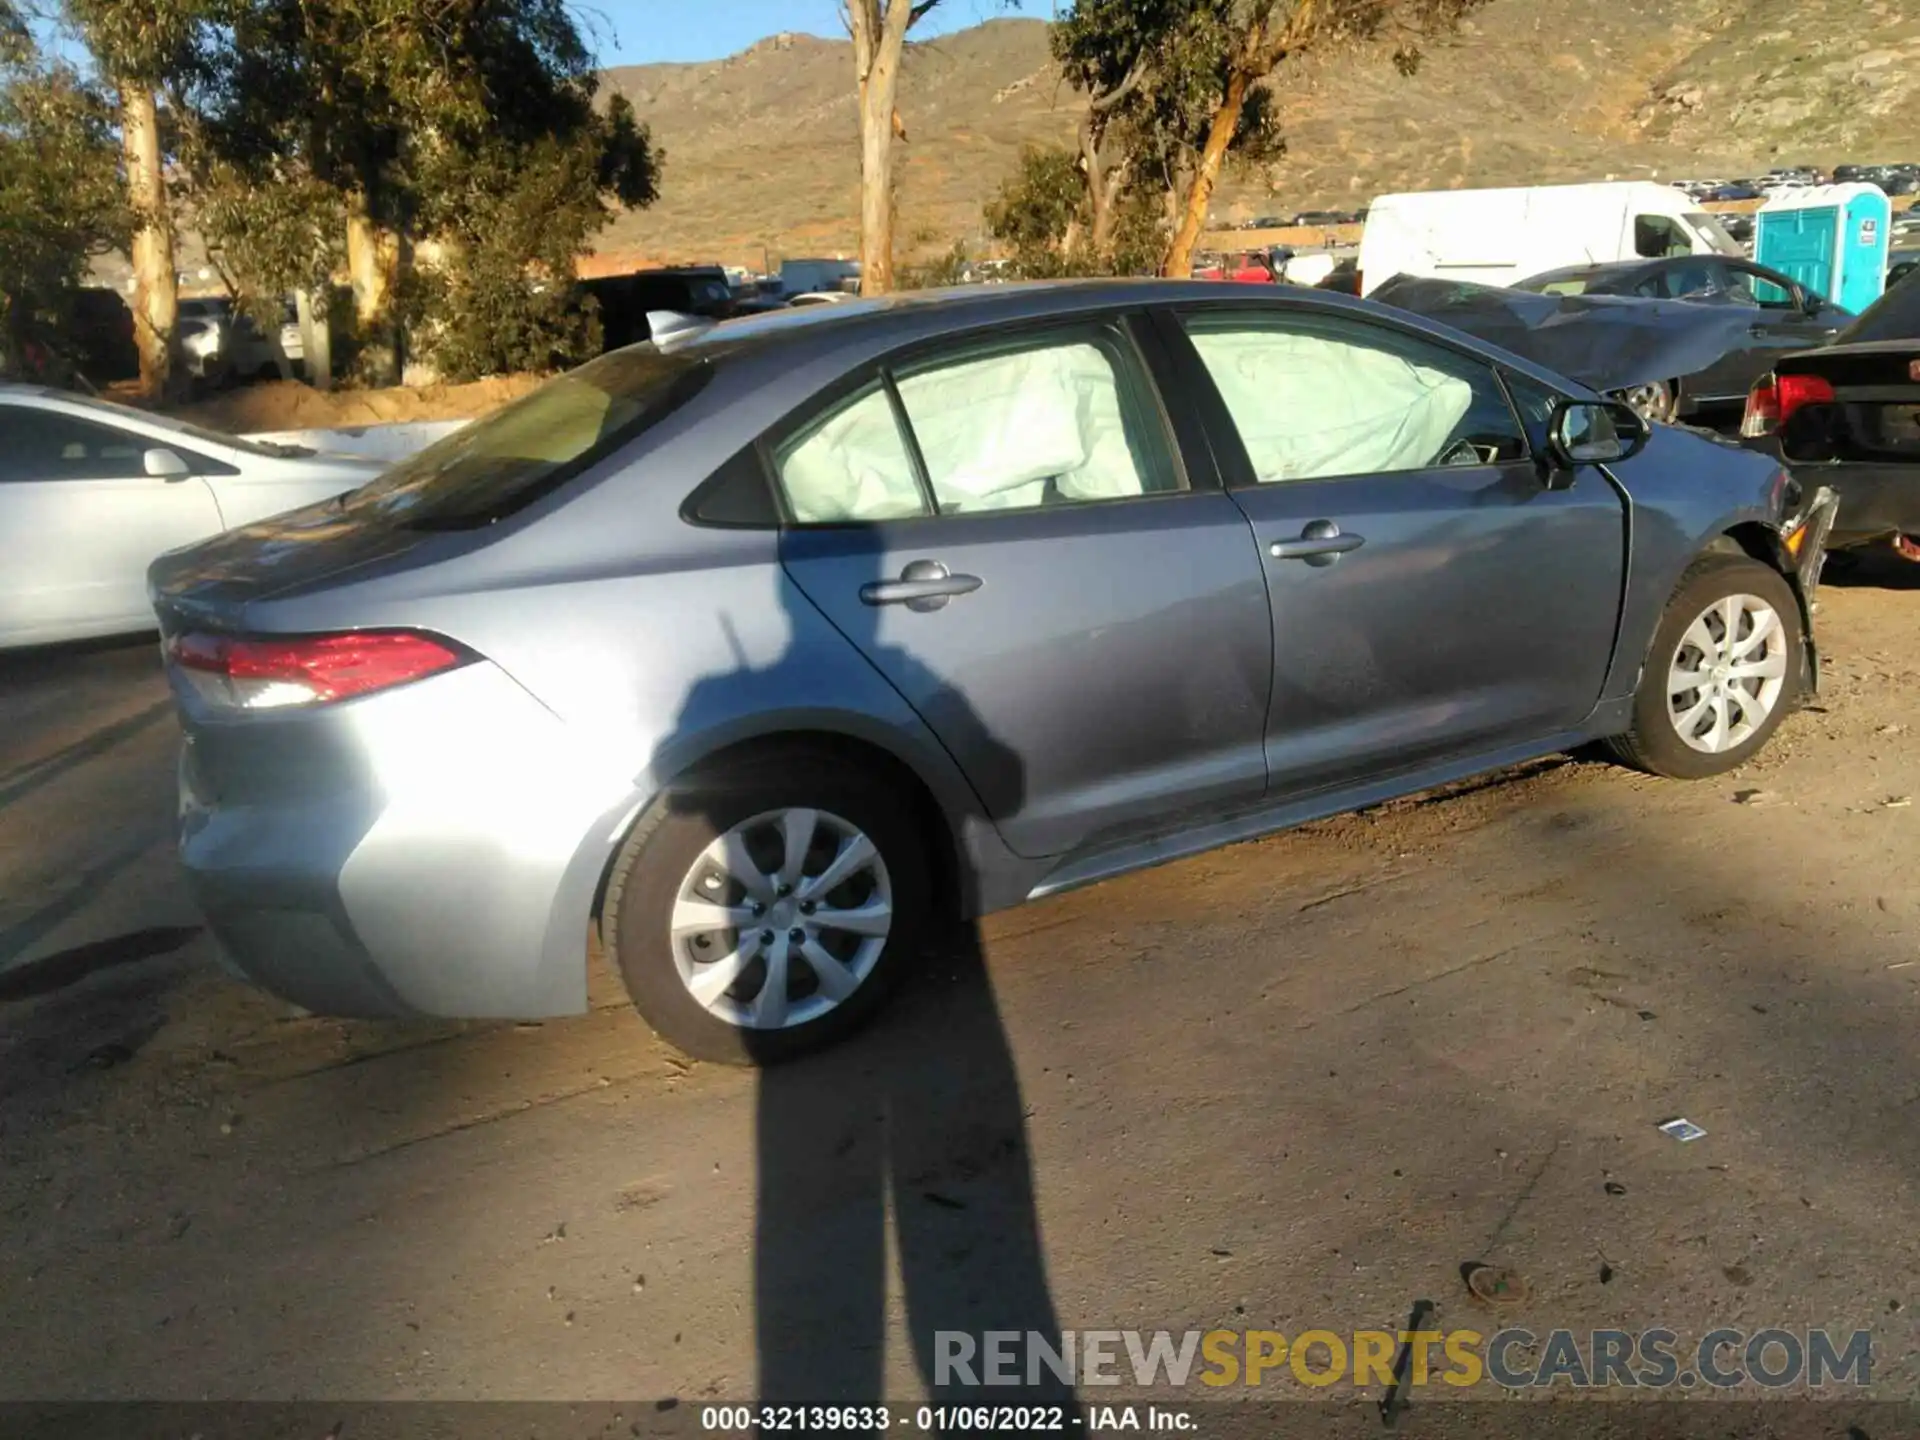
[347,347,712,528]
[0,407,148,481]
[772,323,1181,523]
[1181,312,1527,484]
[776,383,927,524]
[893,333,1179,513]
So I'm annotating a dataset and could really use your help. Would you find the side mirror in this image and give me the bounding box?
[1549,400,1651,469]
[143,447,191,479]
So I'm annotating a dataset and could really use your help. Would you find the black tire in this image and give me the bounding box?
[1607,554,1802,779]
[601,750,930,1065]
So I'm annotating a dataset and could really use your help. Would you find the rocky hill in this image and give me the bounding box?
[596,0,1920,269]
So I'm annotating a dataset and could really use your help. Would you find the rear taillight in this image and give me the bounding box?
[1742,372,1835,439]
[1777,373,1835,425]
[166,630,467,710]
[1741,374,1780,438]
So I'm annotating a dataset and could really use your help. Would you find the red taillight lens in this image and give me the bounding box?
[166,630,467,710]
[1775,372,1835,426]
[1741,375,1780,438]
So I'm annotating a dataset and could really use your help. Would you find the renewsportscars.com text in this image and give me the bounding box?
[934,1327,1873,1391]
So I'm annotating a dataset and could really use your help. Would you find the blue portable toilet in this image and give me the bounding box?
[1755,183,1894,312]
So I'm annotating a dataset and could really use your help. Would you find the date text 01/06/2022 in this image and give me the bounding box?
[696,1404,1191,1431]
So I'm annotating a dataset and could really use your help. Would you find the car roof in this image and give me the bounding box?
[659,278,1602,410]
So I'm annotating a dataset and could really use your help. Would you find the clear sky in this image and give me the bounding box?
[582,0,1032,67]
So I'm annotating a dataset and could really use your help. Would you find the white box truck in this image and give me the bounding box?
[1357,182,1745,296]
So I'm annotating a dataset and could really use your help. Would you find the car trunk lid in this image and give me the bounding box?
[1776,340,1920,464]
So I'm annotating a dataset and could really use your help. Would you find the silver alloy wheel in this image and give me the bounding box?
[1619,380,1675,424]
[1665,593,1789,755]
[668,807,893,1030]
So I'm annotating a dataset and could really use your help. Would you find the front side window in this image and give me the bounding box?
[1181,313,1527,485]
[1734,266,1797,309]
[0,407,149,482]
[772,325,1182,523]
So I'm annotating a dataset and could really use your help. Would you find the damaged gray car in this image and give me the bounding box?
[1373,272,1848,425]
[149,282,1838,1059]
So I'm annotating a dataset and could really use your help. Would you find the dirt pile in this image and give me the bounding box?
[170,375,545,434]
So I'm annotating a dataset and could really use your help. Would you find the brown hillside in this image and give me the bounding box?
[598,2,1920,269]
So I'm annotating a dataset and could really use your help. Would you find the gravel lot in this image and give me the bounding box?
[3,559,1918,1424]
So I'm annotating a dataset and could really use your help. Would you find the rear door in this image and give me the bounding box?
[1159,304,1627,798]
[774,315,1274,859]
[0,404,225,644]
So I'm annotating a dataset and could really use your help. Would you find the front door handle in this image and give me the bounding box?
[1269,520,1365,567]
[859,559,982,612]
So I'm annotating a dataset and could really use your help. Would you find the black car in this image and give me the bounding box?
[1291,210,1347,228]
[1748,266,1920,555]
[578,266,749,351]
[1514,256,1849,417]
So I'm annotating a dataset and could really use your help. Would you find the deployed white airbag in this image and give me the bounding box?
[1190,328,1473,483]
[897,343,1146,510]
[778,386,926,523]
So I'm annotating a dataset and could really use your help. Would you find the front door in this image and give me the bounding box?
[773,319,1274,859]
[1162,306,1629,798]
[1690,262,1848,403]
[0,404,225,645]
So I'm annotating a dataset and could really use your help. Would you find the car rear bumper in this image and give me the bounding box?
[175,661,644,1020]
[1792,461,1920,547]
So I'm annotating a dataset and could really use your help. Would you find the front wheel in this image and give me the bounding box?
[602,753,930,1064]
[1616,379,1678,425]
[1608,555,1802,779]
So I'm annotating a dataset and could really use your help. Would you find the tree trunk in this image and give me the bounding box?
[1079,115,1107,262]
[1162,68,1250,278]
[120,84,176,400]
[346,188,400,384]
[849,0,914,297]
[1092,160,1130,261]
[295,287,331,391]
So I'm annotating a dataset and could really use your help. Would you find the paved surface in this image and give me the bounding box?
[3,565,1920,1414]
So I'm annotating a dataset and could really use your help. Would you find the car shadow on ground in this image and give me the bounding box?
[1821,546,1920,592]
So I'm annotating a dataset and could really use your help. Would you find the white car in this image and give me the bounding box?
[0,384,383,648]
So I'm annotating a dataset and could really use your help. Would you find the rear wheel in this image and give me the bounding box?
[1608,555,1801,779]
[602,754,929,1064]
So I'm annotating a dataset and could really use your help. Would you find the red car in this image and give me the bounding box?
[1195,251,1278,284]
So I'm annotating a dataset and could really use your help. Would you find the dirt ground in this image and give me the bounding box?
[2,558,1919,1423]
[167,374,546,434]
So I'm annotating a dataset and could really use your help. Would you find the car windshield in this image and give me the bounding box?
[343,346,713,528]
[1838,264,1920,344]
[1687,212,1745,256]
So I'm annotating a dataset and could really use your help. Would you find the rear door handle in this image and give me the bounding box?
[1269,520,1365,566]
[859,559,982,612]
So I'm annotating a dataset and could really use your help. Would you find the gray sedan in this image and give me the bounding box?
[148,282,1836,1062]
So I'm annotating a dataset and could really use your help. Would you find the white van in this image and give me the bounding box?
[1357,182,1744,296]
